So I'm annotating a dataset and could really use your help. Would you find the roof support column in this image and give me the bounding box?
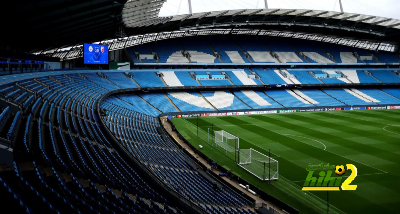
[264,0,268,9]
[188,0,192,14]
[339,0,344,12]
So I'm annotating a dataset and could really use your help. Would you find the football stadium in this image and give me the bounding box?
[0,0,399,213]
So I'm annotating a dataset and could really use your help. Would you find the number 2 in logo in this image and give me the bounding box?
[341,164,357,190]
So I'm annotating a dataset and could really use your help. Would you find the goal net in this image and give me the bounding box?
[214,130,239,161]
[238,148,279,181]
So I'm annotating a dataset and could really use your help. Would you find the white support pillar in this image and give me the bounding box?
[264,0,268,9]
[188,0,192,14]
[339,0,344,12]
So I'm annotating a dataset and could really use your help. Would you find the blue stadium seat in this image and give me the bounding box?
[369,70,400,83]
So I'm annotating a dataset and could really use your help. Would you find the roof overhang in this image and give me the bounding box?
[0,0,168,53]
[124,9,400,44]
[41,28,398,60]
[31,8,400,57]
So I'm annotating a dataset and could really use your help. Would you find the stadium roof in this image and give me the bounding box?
[0,0,164,53]
[42,28,397,60]
[123,8,400,41]
[1,1,399,55]
[159,0,400,20]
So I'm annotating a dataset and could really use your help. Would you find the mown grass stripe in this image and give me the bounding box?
[273,114,400,163]
[339,110,400,123]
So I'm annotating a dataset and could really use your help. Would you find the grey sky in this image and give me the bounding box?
[159,0,400,20]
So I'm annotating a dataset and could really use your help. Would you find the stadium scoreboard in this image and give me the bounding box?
[84,43,108,64]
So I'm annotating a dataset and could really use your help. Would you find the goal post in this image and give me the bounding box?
[212,130,278,181]
[214,130,239,161]
[238,148,279,181]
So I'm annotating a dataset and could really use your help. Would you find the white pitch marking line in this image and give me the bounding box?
[383,125,400,135]
[325,111,391,126]
[282,134,326,150]
[195,116,389,174]
[215,121,349,213]
[239,119,388,174]
[189,116,371,214]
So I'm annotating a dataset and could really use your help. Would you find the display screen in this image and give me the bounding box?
[83,43,108,64]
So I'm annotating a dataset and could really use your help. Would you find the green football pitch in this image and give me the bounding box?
[171,110,400,214]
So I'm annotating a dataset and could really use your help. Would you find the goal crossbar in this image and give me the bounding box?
[212,130,278,181]
[238,148,279,181]
[214,130,239,152]
[214,130,240,161]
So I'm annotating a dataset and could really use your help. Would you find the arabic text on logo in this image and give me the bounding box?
[302,163,357,191]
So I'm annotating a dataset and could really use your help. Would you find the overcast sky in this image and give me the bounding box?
[159,0,400,20]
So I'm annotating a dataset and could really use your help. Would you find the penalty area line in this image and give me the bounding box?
[239,119,388,174]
